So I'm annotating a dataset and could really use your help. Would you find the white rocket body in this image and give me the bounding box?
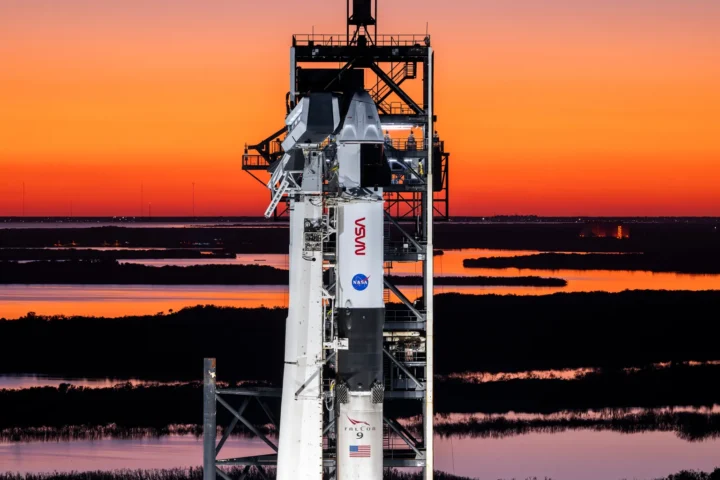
[273,91,386,480]
[276,155,325,480]
[335,200,385,480]
[334,93,386,480]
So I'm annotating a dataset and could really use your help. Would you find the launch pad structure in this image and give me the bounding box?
[204,1,446,479]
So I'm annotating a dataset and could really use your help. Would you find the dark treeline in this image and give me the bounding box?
[3,365,720,435]
[2,221,719,254]
[0,305,287,382]
[0,468,475,480]
[1,467,719,480]
[0,383,276,433]
[0,226,289,253]
[431,291,720,374]
[464,252,720,274]
[0,260,566,287]
[0,249,234,261]
[388,275,567,287]
[3,291,720,380]
[0,261,289,285]
[434,221,720,254]
[434,364,720,414]
[432,411,720,441]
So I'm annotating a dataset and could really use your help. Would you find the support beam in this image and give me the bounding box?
[203,358,217,480]
[384,417,423,458]
[424,46,435,480]
[383,277,425,321]
[369,63,423,115]
[383,210,424,252]
[216,395,279,453]
[322,417,336,436]
[256,398,278,428]
[216,398,250,455]
[383,348,424,390]
[215,468,233,480]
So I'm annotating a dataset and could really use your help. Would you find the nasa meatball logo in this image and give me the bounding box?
[351,274,369,291]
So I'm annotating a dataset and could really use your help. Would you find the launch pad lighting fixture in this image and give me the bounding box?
[380,124,414,131]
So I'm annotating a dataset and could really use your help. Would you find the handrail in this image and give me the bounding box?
[293,34,430,47]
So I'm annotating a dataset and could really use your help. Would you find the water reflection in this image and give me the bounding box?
[0,375,183,390]
[122,248,720,295]
[434,430,720,480]
[0,435,273,473]
[444,361,720,383]
[2,248,719,319]
[0,285,288,319]
[120,254,290,268]
[1,431,718,479]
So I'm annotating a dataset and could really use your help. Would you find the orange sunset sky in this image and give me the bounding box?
[1,0,718,217]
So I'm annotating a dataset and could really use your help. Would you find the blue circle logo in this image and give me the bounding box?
[352,274,369,291]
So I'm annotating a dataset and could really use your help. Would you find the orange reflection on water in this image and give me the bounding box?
[0,285,288,320]
[391,249,720,300]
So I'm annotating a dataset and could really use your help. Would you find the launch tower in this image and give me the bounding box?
[204,1,447,479]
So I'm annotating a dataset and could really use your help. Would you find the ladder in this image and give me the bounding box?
[264,172,290,218]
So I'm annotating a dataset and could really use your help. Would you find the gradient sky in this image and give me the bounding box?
[1,0,719,216]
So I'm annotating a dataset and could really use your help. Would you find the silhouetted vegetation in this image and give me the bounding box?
[0,226,290,253]
[0,260,289,285]
[388,275,567,287]
[0,260,565,287]
[2,220,719,255]
[3,365,720,437]
[431,410,720,441]
[464,252,720,274]
[0,382,278,436]
[434,220,720,254]
[2,467,719,480]
[0,305,287,382]
[656,470,720,480]
[433,364,720,414]
[3,291,720,381]
[0,468,476,480]
[431,291,720,374]
[0,249,234,261]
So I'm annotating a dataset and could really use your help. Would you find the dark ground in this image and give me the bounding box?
[1,220,718,254]
[2,364,720,436]
[2,291,720,381]
[0,260,565,287]
[464,252,720,274]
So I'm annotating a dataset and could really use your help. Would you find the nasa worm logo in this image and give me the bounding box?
[354,217,366,256]
[351,274,369,291]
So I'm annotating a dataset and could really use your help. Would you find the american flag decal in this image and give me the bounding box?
[349,445,371,457]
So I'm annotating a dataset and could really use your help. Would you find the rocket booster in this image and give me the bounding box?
[336,201,384,480]
[271,90,387,480]
[333,91,387,480]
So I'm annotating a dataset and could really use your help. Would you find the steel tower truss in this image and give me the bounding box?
[208,2,439,479]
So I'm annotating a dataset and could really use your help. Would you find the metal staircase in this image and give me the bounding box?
[371,62,417,114]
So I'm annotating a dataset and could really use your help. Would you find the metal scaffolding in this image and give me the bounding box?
[212,1,440,478]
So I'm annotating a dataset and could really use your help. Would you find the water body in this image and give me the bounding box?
[0,221,286,229]
[0,285,289,319]
[2,248,719,319]
[7,361,720,390]
[1,432,718,479]
[0,375,179,390]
